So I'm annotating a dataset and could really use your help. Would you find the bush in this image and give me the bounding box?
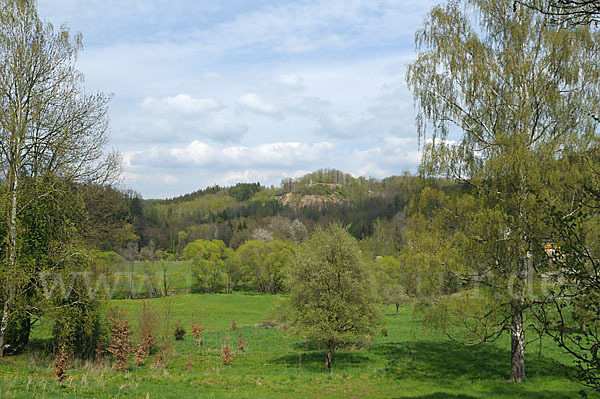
[52,280,105,358]
[138,302,159,355]
[222,341,233,365]
[174,322,186,340]
[107,309,132,372]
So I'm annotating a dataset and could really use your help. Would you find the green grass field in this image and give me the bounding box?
[108,261,193,298]
[0,293,597,398]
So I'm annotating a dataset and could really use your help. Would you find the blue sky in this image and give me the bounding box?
[37,0,438,199]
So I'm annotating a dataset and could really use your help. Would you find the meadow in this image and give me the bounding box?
[0,292,597,399]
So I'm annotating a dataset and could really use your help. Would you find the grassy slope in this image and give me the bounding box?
[0,293,596,399]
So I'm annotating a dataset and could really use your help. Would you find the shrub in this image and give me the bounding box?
[52,280,105,358]
[222,340,233,365]
[138,302,159,356]
[153,336,174,369]
[237,333,245,351]
[133,344,146,366]
[107,309,132,372]
[53,344,70,382]
[174,321,186,341]
[190,322,204,346]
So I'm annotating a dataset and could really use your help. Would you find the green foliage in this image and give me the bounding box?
[532,148,600,390]
[406,0,600,383]
[229,183,262,202]
[183,239,228,293]
[371,256,406,311]
[134,169,421,252]
[0,0,119,357]
[51,278,105,359]
[80,185,138,251]
[284,223,380,367]
[234,239,296,293]
[360,217,403,256]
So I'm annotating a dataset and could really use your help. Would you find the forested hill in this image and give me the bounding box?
[88,168,435,256]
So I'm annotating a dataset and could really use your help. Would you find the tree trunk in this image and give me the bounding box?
[129,262,134,299]
[0,297,10,357]
[324,342,335,368]
[163,269,168,296]
[1,169,19,358]
[509,304,526,382]
[395,303,400,315]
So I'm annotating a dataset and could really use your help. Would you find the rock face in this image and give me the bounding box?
[277,192,345,209]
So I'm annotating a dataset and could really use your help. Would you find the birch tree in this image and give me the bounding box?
[516,0,600,26]
[0,0,119,356]
[406,0,600,382]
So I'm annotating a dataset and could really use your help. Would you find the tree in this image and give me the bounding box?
[223,248,241,294]
[284,223,379,368]
[362,217,402,257]
[139,240,157,261]
[176,230,188,258]
[155,250,172,297]
[262,240,296,294]
[533,148,600,390]
[182,239,227,293]
[406,0,600,381]
[79,185,137,251]
[122,241,138,299]
[0,0,119,357]
[372,256,406,314]
[516,0,600,26]
[235,239,267,291]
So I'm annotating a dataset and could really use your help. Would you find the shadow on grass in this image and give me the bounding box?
[24,338,54,355]
[375,340,570,382]
[274,338,571,383]
[392,394,478,399]
[391,388,581,399]
[274,350,371,372]
[371,341,568,381]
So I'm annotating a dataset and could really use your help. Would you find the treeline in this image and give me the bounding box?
[181,238,297,295]
[83,169,423,259]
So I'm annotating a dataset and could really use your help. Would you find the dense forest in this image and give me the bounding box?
[92,168,423,258]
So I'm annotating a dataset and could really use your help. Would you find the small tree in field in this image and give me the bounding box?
[285,223,379,368]
[107,310,132,372]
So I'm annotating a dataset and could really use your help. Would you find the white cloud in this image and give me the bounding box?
[36,0,437,197]
[163,174,180,184]
[169,141,218,166]
[122,94,248,144]
[156,140,336,169]
[142,94,221,115]
[123,137,421,197]
[278,74,305,90]
[236,93,280,117]
[315,112,376,138]
[201,111,248,142]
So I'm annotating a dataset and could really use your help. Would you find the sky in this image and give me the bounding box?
[37,0,439,199]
